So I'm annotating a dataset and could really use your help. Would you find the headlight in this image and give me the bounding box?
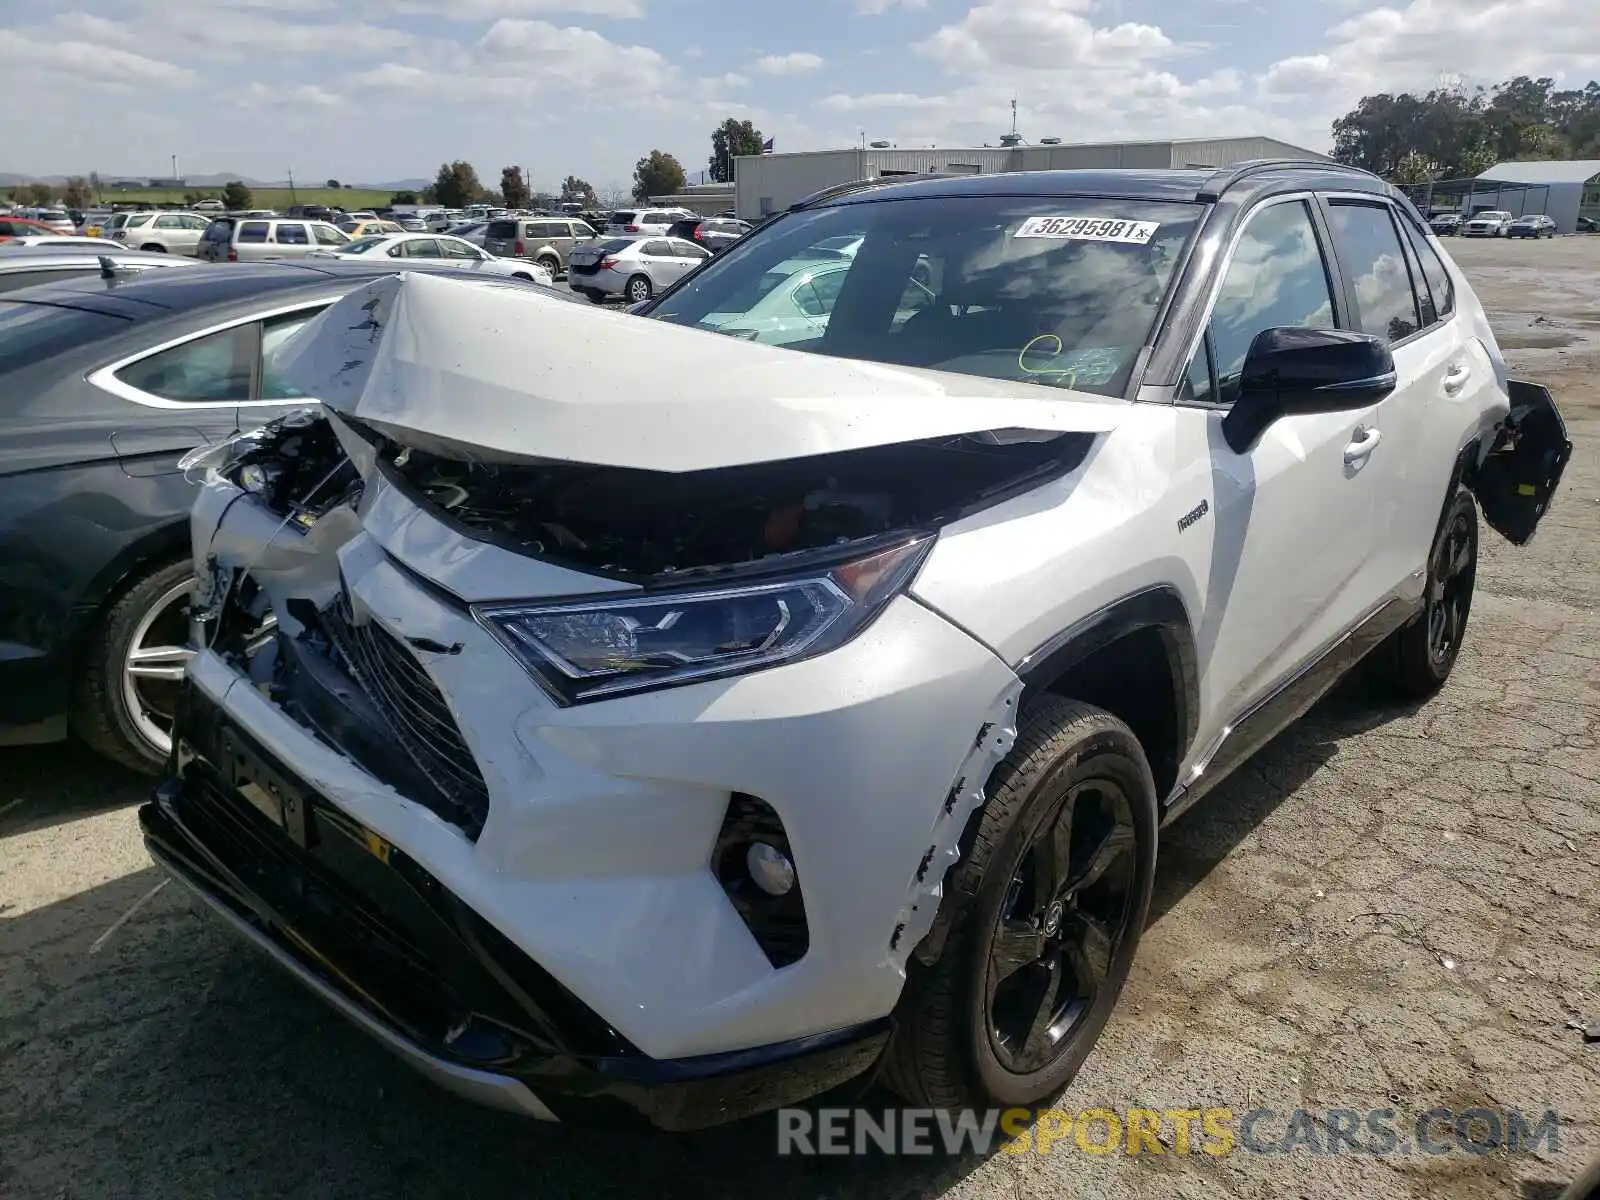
[177,407,321,483]
[475,536,933,703]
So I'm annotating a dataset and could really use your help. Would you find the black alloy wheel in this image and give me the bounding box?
[1375,486,1478,699]
[986,779,1138,1074]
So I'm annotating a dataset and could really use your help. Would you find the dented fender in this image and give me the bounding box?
[1469,379,1572,546]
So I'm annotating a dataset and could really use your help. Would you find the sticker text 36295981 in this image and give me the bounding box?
[1014,216,1160,244]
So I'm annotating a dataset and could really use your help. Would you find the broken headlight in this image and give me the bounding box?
[475,536,933,703]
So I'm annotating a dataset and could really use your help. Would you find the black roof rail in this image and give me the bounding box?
[1196,158,1383,201]
[787,172,952,212]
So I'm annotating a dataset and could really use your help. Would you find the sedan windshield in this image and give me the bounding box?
[648,195,1203,397]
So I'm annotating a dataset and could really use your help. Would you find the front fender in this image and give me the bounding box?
[1470,379,1572,546]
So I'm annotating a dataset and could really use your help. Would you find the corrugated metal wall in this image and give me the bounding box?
[1169,137,1332,168]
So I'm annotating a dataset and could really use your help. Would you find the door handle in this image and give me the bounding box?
[1442,363,1471,395]
[1344,425,1382,465]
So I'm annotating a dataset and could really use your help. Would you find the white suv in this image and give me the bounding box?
[604,206,692,234]
[147,163,1570,1131]
[111,211,211,254]
[1462,209,1513,237]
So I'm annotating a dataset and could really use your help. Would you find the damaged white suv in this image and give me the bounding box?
[143,162,1569,1130]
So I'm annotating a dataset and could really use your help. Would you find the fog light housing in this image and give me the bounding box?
[714,794,809,967]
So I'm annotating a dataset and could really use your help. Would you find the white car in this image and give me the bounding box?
[112,211,211,254]
[315,232,553,284]
[27,208,75,234]
[604,207,694,235]
[0,234,127,251]
[147,162,1569,1132]
[696,256,853,345]
[566,234,710,303]
[1461,210,1513,237]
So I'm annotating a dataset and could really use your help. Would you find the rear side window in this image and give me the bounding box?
[238,222,269,243]
[611,211,637,224]
[642,240,672,257]
[115,324,255,403]
[0,301,127,373]
[487,220,518,239]
[1325,201,1421,343]
[274,223,309,245]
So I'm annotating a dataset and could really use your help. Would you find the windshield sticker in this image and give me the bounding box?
[1014,216,1160,244]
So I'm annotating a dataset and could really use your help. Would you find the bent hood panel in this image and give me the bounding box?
[269,271,1128,473]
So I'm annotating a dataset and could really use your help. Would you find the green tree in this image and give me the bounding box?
[709,117,764,183]
[431,161,485,208]
[220,180,253,210]
[325,178,341,189]
[62,177,92,209]
[88,170,102,202]
[560,174,598,206]
[500,165,530,210]
[391,190,418,205]
[23,182,56,205]
[632,150,686,202]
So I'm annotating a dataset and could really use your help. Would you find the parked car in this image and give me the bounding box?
[142,161,1569,1131]
[315,232,554,284]
[0,216,66,242]
[394,215,428,232]
[0,259,574,770]
[1578,215,1597,233]
[1428,212,1461,235]
[28,208,75,234]
[0,235,144,252]
[0,246,203,295]
[1461,210,1513,237]
[603,207,693,235]
[483,216,600,278]
[666,216,753,254]
[693,255,852,345]
[110,211,212,255]
[444,221,489,246]
[192,199,225,212]
[566,234,711,303]
[1506,214,1557,239]
[338,218,405,238]
[198,217,351,262]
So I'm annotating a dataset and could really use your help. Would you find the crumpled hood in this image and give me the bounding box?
[269,271,1129,473]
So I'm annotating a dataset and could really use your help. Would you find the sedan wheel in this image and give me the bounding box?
[121,575,198,755]
[627,275,652,304]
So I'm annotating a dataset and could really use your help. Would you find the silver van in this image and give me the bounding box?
[198,216,351,262]
[482,216,600,278]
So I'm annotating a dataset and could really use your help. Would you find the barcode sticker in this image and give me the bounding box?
[1014,216,1160,244]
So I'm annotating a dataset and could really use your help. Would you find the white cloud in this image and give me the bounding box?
[916,0,1179,72]
[388,0,646,17]
[0,30,197,88]
[756,51,825,74]
[858,0,927,11]
[238,81,343,107]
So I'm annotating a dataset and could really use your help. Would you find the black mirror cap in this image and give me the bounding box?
[1223,327,1397,453]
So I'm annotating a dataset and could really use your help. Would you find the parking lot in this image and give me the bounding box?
[1,233,1596,1200]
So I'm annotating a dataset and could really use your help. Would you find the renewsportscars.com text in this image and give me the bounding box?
[776,1106,1561,1157]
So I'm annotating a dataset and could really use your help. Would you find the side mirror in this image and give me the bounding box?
[1221,327,1396,453]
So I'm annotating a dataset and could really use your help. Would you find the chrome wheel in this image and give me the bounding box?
[986,779,1138,1075]
[120,577,196,756]
[1427,505,1476,666]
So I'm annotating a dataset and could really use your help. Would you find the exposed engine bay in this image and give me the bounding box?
[377,428,1093,580]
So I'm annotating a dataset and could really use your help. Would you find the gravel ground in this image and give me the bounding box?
[2,234,1597,1200]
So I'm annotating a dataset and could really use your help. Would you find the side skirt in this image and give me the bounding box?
[1162,593,1422,825]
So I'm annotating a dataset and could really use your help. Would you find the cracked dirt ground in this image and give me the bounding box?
[1,236,1596,1200]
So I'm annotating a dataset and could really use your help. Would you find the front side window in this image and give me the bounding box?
[1325,201,1421,343]
[650,195,1203,397]
[313,223,346,246]
[642,240,673,257]
[115,324,254,403]
[1397,217,1455,323]
[1202,199,1337,405]
[401,238,441,258]
[670,238,711,259]
[154,215,182,229]
[440,237,479,260]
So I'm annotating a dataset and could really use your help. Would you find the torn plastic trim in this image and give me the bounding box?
[1469,378,1571,547]
[890,674,1025,970]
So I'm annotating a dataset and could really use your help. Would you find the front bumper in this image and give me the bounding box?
[142,678,892,1130]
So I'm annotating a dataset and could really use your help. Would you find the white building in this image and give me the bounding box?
[733,136,1331,219]
[1474,160,1600,234]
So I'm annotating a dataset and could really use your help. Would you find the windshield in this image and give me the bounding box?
[649,195,1202,397]
[338,236,388,255]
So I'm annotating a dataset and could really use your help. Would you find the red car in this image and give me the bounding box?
[0,216,65,242]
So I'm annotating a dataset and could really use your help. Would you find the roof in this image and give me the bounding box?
[801,161,1389,209]
[1478,159,1600,185]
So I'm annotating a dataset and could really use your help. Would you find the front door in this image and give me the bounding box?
[1180,196,1389,748]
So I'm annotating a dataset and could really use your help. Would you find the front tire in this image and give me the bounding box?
[72,558,195,773]
[885,697,1158,1111]
[140,243,166,253]
[1374,487,1478,700]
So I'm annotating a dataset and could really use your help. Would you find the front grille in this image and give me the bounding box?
[322,594,490,838]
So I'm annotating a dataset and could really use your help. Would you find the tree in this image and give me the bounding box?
[560,175,598,206]
[62,177,91,209]
[500,165,530,210]
[22,182,56,205]
[391,190,418,205]
[221,180,253,211]
[709,118,764,183]
[326,178,341,189]
[632,150,686,202]
[88,170,102,202]
[431,161,485,208]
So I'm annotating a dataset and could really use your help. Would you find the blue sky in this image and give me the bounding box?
[1,0,1596,196]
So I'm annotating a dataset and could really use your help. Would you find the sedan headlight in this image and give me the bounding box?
[475,536,933,703]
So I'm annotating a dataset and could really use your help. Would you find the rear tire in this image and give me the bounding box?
[1373,487,1478,700]
[884,696,1158,1111]
[626,275,652,304]
[72,557,194,774]
[537,255,560,278]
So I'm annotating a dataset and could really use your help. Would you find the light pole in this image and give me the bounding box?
[171,154,179,182]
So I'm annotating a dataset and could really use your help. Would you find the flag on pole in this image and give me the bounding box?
[762,137,774,154]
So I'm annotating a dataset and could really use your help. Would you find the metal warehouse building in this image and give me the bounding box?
[1475,160,1600,234]
[733,135,1331,219]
